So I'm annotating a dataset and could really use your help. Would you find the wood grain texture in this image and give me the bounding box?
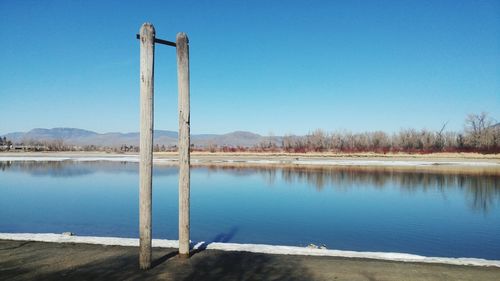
[176,32,191,258]
[139,22,155,269]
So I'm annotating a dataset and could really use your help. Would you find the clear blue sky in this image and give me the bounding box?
[0,0,498,135]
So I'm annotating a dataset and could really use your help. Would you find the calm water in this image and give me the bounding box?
[0,161,499,259]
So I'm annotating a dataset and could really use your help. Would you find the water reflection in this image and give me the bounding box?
[0,161,177,177]
[1,161,499,213]
[205,165,500,214]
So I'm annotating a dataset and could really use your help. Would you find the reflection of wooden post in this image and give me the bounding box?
[176,32,190,258]
[139,23,155,270]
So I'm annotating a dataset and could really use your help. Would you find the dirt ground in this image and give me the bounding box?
[1,240,499,281]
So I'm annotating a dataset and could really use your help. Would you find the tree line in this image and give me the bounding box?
[1,112,499,154]
[261,112,500,154]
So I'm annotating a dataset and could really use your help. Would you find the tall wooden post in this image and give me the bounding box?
[139,23,155,270]
[176,32,190,258]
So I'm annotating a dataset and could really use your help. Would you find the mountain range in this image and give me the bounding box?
[1,128,280,148]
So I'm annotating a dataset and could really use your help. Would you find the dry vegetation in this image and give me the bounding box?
[268,113,500,154]
[2,112,499,155]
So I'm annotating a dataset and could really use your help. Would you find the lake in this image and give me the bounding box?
[0,160,499,260]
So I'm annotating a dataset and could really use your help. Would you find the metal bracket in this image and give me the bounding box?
[136,34,176,47]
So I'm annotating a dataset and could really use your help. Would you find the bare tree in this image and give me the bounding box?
[465,112,495,149]
[307,129,327,152]
[370,131,390,152]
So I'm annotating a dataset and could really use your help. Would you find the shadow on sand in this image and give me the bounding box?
[191,226,239,257]
[2,245,309,281]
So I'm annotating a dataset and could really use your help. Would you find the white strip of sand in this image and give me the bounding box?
[1,233,499,268]
[1,155,499,167]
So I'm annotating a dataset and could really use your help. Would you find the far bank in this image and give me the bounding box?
[1,151,499,175]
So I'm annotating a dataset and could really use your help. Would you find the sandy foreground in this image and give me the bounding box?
[1,239,499,281]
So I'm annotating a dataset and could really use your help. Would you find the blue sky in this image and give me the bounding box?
[0,0,498,135]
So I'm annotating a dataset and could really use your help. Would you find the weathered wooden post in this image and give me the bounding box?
[136,25,190,264]
[176,32,191,258]
[139,23,155,270]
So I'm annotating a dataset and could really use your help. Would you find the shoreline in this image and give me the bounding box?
[1,233,499,268]
[1,152,499,176]
[2,150,500,159]
[3,240,499,281]
[1,151,499,167]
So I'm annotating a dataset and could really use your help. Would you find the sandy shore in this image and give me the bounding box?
[1,239,499,281]
[1,151,499,175]
[2,233,498,267]
[1,151,499,165]
[2,151,500,160]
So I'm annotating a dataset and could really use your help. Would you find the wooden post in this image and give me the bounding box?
[139,23,155,270]
[176,32,190,258]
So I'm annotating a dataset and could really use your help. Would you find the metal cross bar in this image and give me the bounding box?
[136,34,176,47]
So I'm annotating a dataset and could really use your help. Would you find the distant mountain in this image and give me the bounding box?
[27,128,98,138]
[2,128,280,148]
[3,128,99,145]
[193,131,266,147]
